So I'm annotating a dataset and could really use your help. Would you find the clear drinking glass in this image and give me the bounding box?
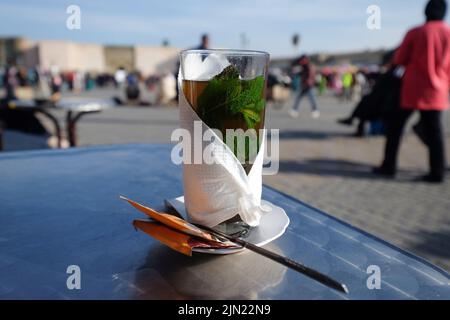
[180,49,270,235]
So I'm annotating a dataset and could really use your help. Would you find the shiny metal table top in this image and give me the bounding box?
[0,144,449,299]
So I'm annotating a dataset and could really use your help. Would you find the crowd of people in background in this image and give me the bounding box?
[266,57,382,120]
[0,62,177,106]
[1,64,105,100]
[1,31,386,112]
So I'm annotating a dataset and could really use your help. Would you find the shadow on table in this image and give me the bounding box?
[408,224,450,265]
[278,158,415,181]
[132,243,287,299]
[278,130,353,140]
[2,130,51,151]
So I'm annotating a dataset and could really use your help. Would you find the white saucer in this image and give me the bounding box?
[164,196,290,255]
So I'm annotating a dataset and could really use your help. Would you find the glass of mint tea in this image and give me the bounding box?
[180,49,270,235]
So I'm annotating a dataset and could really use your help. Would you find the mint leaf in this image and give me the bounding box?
[216,65,240,79]
[241,108,261,128]
[194,64,266,166]
[229,76,265,116]
[196,64,265,130]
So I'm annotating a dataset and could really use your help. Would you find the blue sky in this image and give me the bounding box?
[0,0,447,57]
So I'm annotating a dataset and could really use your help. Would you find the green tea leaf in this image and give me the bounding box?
[241,108,260,122]
[196,64,265,132]
[228,76,265,116]
[216,65,240,79]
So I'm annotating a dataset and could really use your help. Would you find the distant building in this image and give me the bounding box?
[134,46,179,75]
[0,37,29,65]
[0,36,180,75]
[25,40,105,72]
[102,45,180,74]
[104,45,134,73]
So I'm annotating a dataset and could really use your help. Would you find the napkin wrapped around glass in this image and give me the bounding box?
[178,53,268,228]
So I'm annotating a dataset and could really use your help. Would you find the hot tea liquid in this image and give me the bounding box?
[182,79,265,174]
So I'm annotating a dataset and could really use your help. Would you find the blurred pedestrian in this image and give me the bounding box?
[196,34,210,50]
[160,72,177,104]
[125,71,140,101]
[352,71,367,102]
[341,71,353,101]
[374,0,449,183]
[114,66,127,88]
[337,50,398,137]
[3,59,19,100]
[317,73,327,95]
[72,70,84,93]
[288,55,320,118]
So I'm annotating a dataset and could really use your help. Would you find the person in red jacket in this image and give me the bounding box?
[374,0,449,183]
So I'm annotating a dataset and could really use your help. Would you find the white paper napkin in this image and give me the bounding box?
[178,53,268,227]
